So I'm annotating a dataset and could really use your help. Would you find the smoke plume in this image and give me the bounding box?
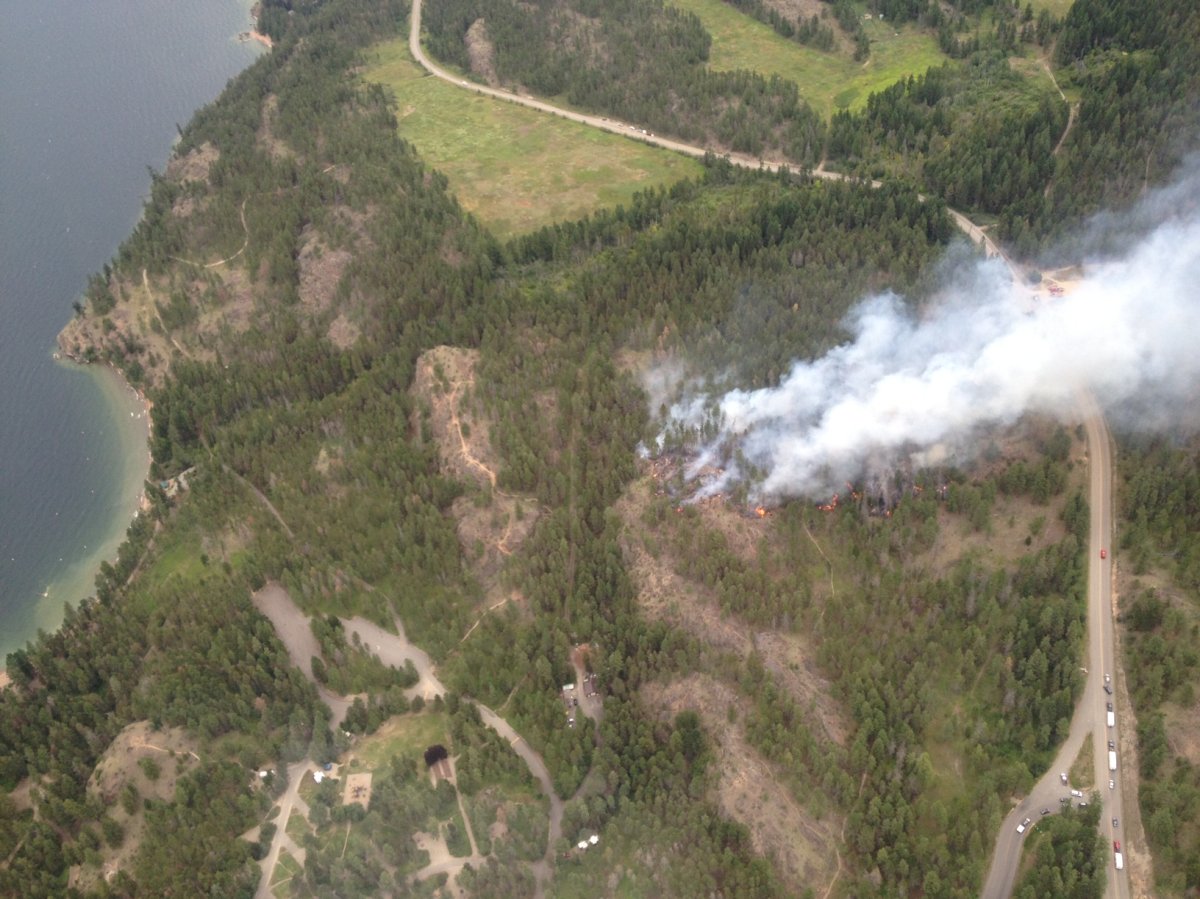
[659,162,1200,501]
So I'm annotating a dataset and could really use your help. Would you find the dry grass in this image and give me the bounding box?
[71,722,201,892]
[1069,737,1094,789]
[643,674,842,894]
[616,478,851,746]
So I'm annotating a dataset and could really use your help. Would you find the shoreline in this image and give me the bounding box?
[0,357,152,672]
[237,29,273,49]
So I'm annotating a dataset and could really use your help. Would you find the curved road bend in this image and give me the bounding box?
[405,8,1126,894]
[409,0,1010,266]
[252,585,565,898]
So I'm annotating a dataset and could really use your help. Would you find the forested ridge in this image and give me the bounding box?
[1115,437,1200,893]
[2,0,1197,895]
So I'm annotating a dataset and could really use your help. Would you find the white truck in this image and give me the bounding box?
[1109,750,1118,771]
[1115,851,1124,870]
[1108,710,1115,727]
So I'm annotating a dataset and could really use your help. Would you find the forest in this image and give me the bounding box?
[421,0,826,163]
[1115,437,1200,893]
[3,0,1200,895]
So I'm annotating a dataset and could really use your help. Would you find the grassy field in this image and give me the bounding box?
[1026,0,1075,17]
[1069,737,1094,789]
[363,38,702,239]
[269,849,303,898]
[347,710,450,771]
[670,0,950,117]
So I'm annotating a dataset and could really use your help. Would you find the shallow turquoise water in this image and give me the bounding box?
[0,1,263,658]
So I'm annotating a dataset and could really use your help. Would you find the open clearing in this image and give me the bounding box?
[345,712,450,772]
[643,674,842,894]
[73,722,201,891]
[670,0,949,117]
[616,479,851,746]
[1025,0,1075,16]
[411,346,537,607]
[364,37,701,238]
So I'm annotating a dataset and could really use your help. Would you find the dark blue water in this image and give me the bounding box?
[0,1,263,658]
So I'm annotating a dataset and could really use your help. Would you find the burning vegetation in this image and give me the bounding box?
[640,444,950,520]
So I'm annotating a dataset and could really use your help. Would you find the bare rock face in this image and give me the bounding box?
[465,19,499,86]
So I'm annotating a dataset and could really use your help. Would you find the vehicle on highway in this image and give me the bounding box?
[1105,673,1111,684]
[1114,840,1120,852]
[1113,817,1119,828]
[1101,548,1107,558]
[1107,701,1114,712]
[1017,817,1032,834]
[1109,739,1116,750]
[1116,851,1124,870]
[1104,683,1113,694]
[1109,750,1118,771]
[1108,708,1116,726]
[1109,779,1115,790]
[1060,772,1068,784]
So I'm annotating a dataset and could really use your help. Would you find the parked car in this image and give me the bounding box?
[1041,808,1051,816]
[1017,817,1032,834]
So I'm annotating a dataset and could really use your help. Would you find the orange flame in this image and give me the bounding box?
[755,506,768,518]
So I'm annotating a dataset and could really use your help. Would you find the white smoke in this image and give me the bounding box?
[659,163,1200,501]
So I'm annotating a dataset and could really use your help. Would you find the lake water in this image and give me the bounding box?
[0,1,263,659]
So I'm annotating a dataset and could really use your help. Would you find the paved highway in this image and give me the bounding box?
[405,7,1131,893]
[982,399,1126,899]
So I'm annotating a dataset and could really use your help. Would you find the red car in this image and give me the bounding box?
[1101,548,1107,559]
[1114,840,1121,852]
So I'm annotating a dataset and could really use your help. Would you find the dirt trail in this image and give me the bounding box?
[1042,56,1078,191]
[226,464,295,540]
[143,269,190,358]
[169,197,250,269]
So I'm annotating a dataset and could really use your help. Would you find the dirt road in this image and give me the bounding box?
[252,584,566,896]
[254,760,314,899]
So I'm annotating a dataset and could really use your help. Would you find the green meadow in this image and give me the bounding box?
[670,0,950,117]
[364,38,702,239]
